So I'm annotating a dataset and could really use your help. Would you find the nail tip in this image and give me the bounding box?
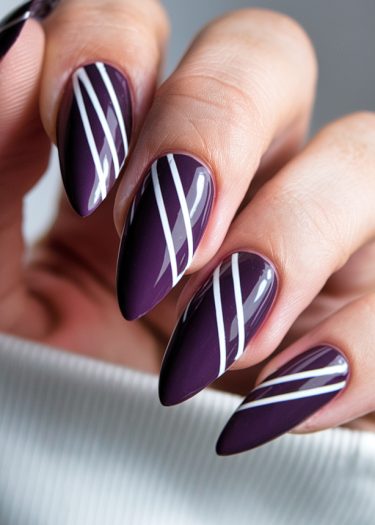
[159,353,217,407]
[158,380,189,407]
[116,252,173,321]
[60,167,102,218]
[116,281,158,321]
[216,345,349,456]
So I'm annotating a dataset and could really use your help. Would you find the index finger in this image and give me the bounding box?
[39,0,169,216]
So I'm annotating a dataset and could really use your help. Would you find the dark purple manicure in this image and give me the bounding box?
[0,1,33,59]
[158,252,277,406]
[117,154,214,320]
[32,0,61,19]
[216,345,349,455]
[0,1,60,60]
[57,62,132,217]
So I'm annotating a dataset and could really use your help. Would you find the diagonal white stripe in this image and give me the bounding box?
[95,62,129,161]
[213,265,227,376]
[231,253,245,361]
[237,381,347,411]
[151,162,179,286]
[189,172,205,219]
[167,154,194,279]
[73,74,107,200]
[253,363,349,391]
[0,11,30,34]
[77,68,120,177]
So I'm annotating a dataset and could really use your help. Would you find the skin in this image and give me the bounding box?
[0,0,374,435]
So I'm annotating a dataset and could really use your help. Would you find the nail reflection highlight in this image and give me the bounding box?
[159,252,278,406]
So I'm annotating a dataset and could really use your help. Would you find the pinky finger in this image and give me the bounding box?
[216,293,375,455]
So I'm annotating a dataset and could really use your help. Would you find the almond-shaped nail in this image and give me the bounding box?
[57,62,132,216]
[0,1,33,59]
[216,345,349,455]
[158,252,277,406]
[117,154,214,320]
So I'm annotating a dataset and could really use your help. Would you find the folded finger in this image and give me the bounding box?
[40,0,169,216]
[115,8,317,320]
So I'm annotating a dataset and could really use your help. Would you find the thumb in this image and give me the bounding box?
[0,19,50,324]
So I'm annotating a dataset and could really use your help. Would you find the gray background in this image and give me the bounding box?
[1,0,374,241]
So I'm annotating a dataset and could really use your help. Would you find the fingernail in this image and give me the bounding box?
[159,252,277,405]
[216,345,349,455]
[57,62,132,216]
[117,154,214,320]
[0,1,33,59]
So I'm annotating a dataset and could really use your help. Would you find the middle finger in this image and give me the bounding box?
[115,8,317,321]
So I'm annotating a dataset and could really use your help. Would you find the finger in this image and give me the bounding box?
[0,19,50,330]
[0,0,57,59]
[115,8,317,320]
[216,290,375,454]
[40,0,169,216]
[0,1,35,59]
[159,112,375,406]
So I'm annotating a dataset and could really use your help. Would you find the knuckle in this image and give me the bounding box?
[356,294,375,327]
[261,184,347,267]
[318,111,375,167]
[156,72,266,150]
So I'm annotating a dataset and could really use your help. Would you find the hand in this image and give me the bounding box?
[0,0,374,454]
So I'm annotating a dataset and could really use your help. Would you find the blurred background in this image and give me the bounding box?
[1,0,375,242]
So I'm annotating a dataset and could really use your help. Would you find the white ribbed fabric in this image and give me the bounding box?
[0,333,374,525]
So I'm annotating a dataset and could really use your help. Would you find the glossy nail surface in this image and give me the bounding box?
[57,62,132,216]
[159,252,277,406]
[0,1,33,59]
[117,154,214,320]
[216,345,349,455]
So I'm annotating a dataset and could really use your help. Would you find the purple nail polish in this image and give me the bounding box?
[32,0,60,19]
[0,0,59,60]
[0,1,33,59]
[216,345,349,455]
[117,154,214,320]
[158,252,277,406]
[57,62,132,217]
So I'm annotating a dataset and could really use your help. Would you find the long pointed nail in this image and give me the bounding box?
[57,62,132,216]
[0,1,33,59]
[117,154,214,320]
[216,345,349,455]
[158,252,277,406]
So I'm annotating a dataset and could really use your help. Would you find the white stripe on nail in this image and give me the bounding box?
[167,154,194,278]
[213,264,227,376]
[96,62,129,160]
[231,253,245,361]
[253,363,349,391]
[73,74,108,200]
[76,67,120,176]
[237,381,347,411]
[0,10,30,34]
[152,161,180,286]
